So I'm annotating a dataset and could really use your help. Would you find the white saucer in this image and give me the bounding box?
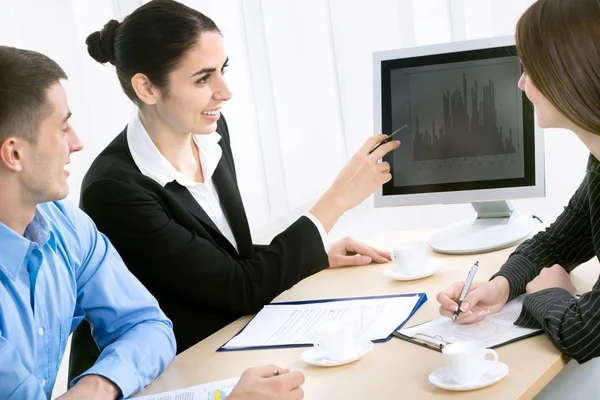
[429,361,509,391]
[301,340,374,367]
[383,259,443,281]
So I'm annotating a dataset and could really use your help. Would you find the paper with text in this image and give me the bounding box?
[132,377,238,400]
[222,295,421,350]
[398,295,541,348]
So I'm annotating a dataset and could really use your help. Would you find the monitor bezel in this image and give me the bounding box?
[373,36,545,208]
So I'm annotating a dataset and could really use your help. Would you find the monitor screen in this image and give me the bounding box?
[380,45,536,197]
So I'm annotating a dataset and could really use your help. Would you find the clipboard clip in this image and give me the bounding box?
[412,333,450,350]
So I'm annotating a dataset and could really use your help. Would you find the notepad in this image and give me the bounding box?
[394,295,542,351]
[219,293,427,351]
[134,377,238,400]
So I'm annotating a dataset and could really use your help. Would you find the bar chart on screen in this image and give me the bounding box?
[389,57,526,187]
[412,73,517,161]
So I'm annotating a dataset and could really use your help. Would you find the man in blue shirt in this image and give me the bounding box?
[0,45,306,400]
[0,46,177,399]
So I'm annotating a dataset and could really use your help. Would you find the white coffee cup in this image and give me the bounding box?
[390,242,427,275]
[442,341,499,384]
[313,320,358,360]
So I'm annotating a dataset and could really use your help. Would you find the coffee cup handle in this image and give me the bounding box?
[484,349,498,363]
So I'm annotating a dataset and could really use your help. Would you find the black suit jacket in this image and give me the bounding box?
[76,116,329,354]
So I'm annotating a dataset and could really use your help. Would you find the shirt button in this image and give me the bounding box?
[41,379,46,387]
[38,327,44,336]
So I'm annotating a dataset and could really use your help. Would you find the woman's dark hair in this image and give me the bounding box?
[516,0,600,134]
[86,0,221,105]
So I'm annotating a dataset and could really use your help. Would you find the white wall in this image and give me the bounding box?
[1,0,590,244]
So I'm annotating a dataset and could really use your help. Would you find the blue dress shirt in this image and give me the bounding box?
[0,200,176,399]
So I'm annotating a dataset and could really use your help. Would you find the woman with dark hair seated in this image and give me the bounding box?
[69,0,399,382]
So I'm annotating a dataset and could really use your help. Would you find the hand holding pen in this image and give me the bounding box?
[309,130,400,232]
[436,262,511,324]
[368,125,408,155]
[452,261,479,323]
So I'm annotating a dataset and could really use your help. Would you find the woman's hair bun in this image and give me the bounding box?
[85,19,120,65]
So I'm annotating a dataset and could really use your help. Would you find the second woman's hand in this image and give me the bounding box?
[310,134,400,233]
[436,277,510,324]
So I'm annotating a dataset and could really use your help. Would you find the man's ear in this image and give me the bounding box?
[131,73,160,106]
[0,137,25,172]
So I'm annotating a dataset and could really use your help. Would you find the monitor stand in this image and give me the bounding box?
[428,200,540,255]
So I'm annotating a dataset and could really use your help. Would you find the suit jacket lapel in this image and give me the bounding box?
[212,156,254,258]
[164,181,221,234]
[122,125,252,257]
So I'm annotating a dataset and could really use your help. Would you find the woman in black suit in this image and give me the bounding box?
[70,0,399,378]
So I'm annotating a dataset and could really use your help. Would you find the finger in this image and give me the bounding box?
[538,266,551,276]
[330,254,372,267]
[377,161,390,174]
[275,367,291,375]
[367,251,389,264]
[459,285,487,312]
[274,370,305,390]
[438,306,455,318]
[435,282,464,311]
[256,365,290,378]
[439,305,480,323]
[369,139,400,160]
[358,134,389,155]
[369,246,392,261]
[345,240,389,263]
[289,386,305,400]
[379,172,392,184]
[453,306,491,324]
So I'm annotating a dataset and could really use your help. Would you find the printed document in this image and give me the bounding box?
[133,377,238,400]
[222,295,421,350]
[398,295,541,348]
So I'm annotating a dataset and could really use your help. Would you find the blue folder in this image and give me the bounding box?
[217,292,428,352]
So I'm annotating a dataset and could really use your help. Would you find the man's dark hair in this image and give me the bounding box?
[0,46,68,143]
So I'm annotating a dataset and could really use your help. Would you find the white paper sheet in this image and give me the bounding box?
[132,377,238,400]
[222,295,421,349]
[398,295,541,348]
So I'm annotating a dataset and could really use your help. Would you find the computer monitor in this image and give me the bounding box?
[373,35,545,254]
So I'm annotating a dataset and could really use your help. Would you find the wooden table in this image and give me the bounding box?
[136,230,600,399]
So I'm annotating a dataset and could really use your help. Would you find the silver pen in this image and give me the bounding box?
[368,124,408,155]
[452,261,479,323]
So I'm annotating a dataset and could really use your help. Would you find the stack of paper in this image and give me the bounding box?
[221,293,426,350]
[395,295,541,350]
[133,377,238,400]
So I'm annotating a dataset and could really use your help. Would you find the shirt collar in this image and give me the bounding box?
[127,113,222,187]
[0,206,55,281]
